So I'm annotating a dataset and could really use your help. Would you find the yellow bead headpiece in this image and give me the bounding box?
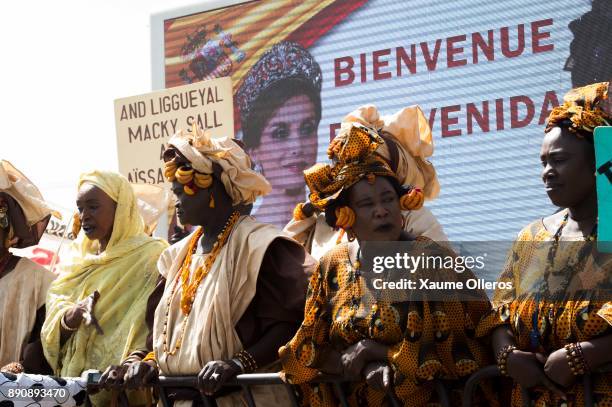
[163,160,213,196]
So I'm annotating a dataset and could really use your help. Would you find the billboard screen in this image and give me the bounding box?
[152,0,611,238]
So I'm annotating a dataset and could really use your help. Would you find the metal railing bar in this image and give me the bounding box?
[462,365,500,407]
[241,384,256,407]
[583,374,593,407]
[332,381,350,407]
[157,386,171,407]
[435,380,450,407]
[284,383,301,407]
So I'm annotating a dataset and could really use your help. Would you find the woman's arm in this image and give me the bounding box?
[237,238,315,369]
[544,333,612,388]
[200,239,316,394]
[21,306,53,374]
[493,325,566,398]
[582,333,612,369]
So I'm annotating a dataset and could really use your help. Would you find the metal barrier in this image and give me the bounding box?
[79,363,612,406]
[461,364,611,407]
[86,372,451,407]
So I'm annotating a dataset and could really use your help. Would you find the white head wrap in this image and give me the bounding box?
[0,160,54,247]
[338,104,440,200]
[168,125,271,205]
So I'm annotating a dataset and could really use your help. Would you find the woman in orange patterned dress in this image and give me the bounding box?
[477,82,612,406]
[280,121,496,406]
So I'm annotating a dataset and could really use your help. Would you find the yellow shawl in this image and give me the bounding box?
[41,171,168,379]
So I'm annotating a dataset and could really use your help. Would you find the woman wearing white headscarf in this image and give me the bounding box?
[0,160,56,374]
[284,104,448,259]
[107,125,314,406]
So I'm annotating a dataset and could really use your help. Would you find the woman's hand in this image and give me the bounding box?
[99,364,129,390]
[63,302,88,330]
[544,347,575,388]
[64,290,103,334]
[123,361,159,389]
[341,339,386,381]
[507,350,566,400]
[0,362,24,374]
[197,360,241,396]
[363,361,393,391]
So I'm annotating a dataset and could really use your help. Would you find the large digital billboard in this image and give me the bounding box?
[152,0,611,238]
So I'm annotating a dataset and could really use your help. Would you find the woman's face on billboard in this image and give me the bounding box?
[251,94,318,195]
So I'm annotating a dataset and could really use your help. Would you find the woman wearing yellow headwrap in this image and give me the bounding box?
[0,160,56,374]
[283,104,448,260]
[280,122,495,406]
[477,82,612,406]
[41,171,168,405]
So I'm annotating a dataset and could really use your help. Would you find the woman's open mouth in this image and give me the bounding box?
[374,223,394,232]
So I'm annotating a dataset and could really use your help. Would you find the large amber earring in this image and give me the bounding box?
[209,192,215,208]
[71,213,81,237]
[400,188,424,211]
[335,206,355,229]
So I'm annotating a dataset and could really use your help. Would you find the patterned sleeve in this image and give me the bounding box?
[279,263,331,384]
[596,302,612,326]
[475,249,517,338]
[387,340,418,379]
[476,225,535,338]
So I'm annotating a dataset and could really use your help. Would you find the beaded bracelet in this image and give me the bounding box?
[496,345,517,376]
[575,342,590,373]
[233,350,258,373]
[565,343,589,376]
[61,313,79,332]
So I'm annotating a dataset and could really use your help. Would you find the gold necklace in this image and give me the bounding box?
[162,211,241,356]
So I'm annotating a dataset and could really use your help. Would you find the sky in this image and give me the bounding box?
[2,0,197,211]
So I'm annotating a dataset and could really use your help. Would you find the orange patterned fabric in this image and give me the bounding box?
[280,239,497,406]
[477,220,612,407]
[546,81,610,134]
[304,123,398,212]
